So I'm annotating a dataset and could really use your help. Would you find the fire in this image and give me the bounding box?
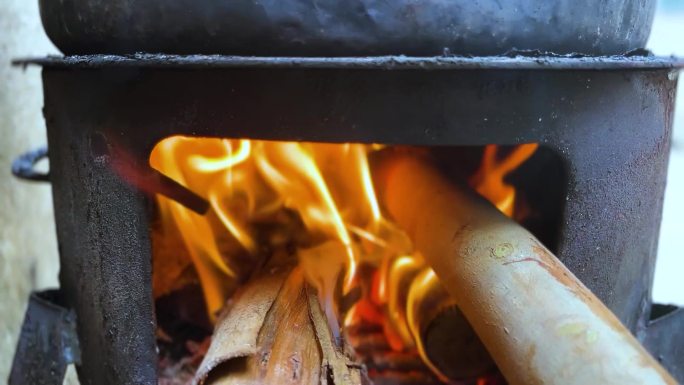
[150,138,537,380]
[471,144,539,216]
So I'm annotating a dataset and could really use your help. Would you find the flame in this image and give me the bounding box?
[382,255,424,350]
[150,139,390,317]
[406,268,455,382]
[253,142,357,289]
[471,144,539,217]
[150,138,537,379]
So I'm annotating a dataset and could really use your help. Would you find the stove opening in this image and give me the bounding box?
[148,138,565,385]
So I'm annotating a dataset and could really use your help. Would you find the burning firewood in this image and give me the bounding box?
[194,258,367,385]
[372,152,677,385]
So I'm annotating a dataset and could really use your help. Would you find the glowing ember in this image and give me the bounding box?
[150,138,537,381]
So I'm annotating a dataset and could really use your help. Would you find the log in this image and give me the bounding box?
[422,306,495,380]
[403,265,495,381]
[373,153,677,385]
[194,262,367,385]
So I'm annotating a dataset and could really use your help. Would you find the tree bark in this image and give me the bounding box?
[194,263,367,385]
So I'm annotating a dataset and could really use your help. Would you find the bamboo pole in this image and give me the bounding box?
[373,153,676,385]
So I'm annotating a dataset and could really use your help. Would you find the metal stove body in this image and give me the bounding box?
[9,54,684,385]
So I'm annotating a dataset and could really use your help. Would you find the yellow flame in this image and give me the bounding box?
[254,142,357,288]
[471,143,539,217]
[406,269,452,382]
[383,255,425,350]
[188,139,251,173]
[150,138,239,319]
[354,145,382,222]
[150,138,391,315]
[208,186,257,255]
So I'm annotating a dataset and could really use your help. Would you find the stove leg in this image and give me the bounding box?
[9,290,80,385]
[46,114,158,384]
[642,305,684,381]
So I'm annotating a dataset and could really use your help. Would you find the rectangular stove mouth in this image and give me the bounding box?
[9,54,684,385]
[149,139,564,385]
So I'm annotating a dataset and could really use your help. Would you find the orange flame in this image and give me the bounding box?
[471,144,539,217]
[150,138,537,379]
[150,139,394,317]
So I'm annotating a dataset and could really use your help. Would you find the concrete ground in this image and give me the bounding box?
[0,2,682,384]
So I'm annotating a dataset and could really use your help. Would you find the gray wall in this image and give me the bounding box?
[647,5,684,307]
[0,0,60,382]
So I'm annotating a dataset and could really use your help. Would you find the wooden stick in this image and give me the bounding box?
[373,154,677,385]
[194,263,366,385]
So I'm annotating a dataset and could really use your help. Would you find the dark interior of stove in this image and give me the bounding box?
[431,145,566,252]
[149,141,566,384]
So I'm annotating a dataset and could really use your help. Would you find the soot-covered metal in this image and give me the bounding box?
[10,54,684,384]
[39,0,656,56]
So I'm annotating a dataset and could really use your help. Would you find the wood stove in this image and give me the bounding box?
[9,52,684,385]
[8,0,684,381]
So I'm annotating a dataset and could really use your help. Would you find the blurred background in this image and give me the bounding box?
[648,0,684,310]
[0,0,682,383]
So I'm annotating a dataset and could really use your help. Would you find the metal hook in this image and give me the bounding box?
[12,146,50,182]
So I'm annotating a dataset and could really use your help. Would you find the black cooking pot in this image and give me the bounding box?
[40,0,656,56]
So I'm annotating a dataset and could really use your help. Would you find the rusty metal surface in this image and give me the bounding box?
[9,290,80,385]
[39,60,680,383]
[39,0,655,56]
[14,52,684,71]
[45,96,158,384]
[98,137,210,214]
